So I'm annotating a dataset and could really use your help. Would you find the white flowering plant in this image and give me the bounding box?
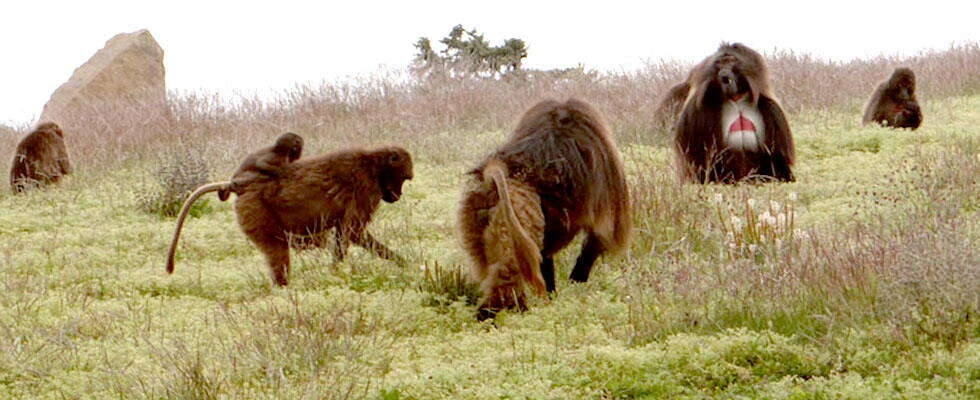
[714,191,803,260]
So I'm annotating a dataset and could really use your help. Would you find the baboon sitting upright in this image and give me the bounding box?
[862,67,922,130]
[10,122,73,193]
[674,42,796,184]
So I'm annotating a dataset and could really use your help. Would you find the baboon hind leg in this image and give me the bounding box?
[569,233,605,283]
[237,195,291,286]
[255,237,290,286]
[540,256,556,293]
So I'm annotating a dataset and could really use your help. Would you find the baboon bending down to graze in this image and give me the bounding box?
[675,42,795,184]
[862,67,922,130]
[167,146,413,286]
[459,98,632,320]
[217,132,304,201]
[459,158,547,318]
[10,122,73,193]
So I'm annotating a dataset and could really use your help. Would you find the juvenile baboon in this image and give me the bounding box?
[9,122,73,193]
[675,42,796,184]
[862,67,922,130]
[217,132,304,201]
[459,158,547,319]
[459,98,632,320]
[167,146,413,286]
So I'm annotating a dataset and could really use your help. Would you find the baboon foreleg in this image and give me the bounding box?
[569,233,605,283]
[333,224,404,265]
[355,231,405,265]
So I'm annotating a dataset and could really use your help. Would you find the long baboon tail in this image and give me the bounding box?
[166,182,231,274]
[482,159,547,299]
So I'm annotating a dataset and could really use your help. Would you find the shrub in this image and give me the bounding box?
[135,147,212,218]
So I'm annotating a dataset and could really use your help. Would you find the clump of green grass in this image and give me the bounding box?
[135,147,212,218]
[416,261,479,308]
[156,341,227,400]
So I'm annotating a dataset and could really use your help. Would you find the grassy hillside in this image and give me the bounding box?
[2,45,980,398]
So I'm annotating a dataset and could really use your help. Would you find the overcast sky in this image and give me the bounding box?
[2,0,976,125]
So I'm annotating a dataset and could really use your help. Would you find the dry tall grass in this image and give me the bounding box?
[5,42,979,180]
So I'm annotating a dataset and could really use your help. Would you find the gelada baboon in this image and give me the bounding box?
[167,146,413,286]
[9,122,73,193]
[862,67,922,130]
[459,98,632,320]
[459,158,547,319]
[217,132,304,201]
[675,42,795,184]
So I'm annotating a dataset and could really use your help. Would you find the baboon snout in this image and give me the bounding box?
[719,69,741,98]
[382,186,403,203]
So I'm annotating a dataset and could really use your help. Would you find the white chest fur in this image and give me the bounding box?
[720,97,766,152]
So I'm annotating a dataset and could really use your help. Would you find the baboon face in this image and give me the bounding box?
[273,132,304,161]
[887,69,916,102]
[703,43,766,104]
[288,143,302,160]
[379,148,414,203]
[715,54,751,100]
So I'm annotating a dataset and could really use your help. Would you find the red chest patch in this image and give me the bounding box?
[729,116,756,133]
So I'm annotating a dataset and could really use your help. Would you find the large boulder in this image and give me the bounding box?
[40,29,167,127]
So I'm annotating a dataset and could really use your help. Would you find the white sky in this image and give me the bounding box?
[1,0,976,125]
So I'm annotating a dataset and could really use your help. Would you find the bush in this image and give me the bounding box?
[135,147,212,218]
